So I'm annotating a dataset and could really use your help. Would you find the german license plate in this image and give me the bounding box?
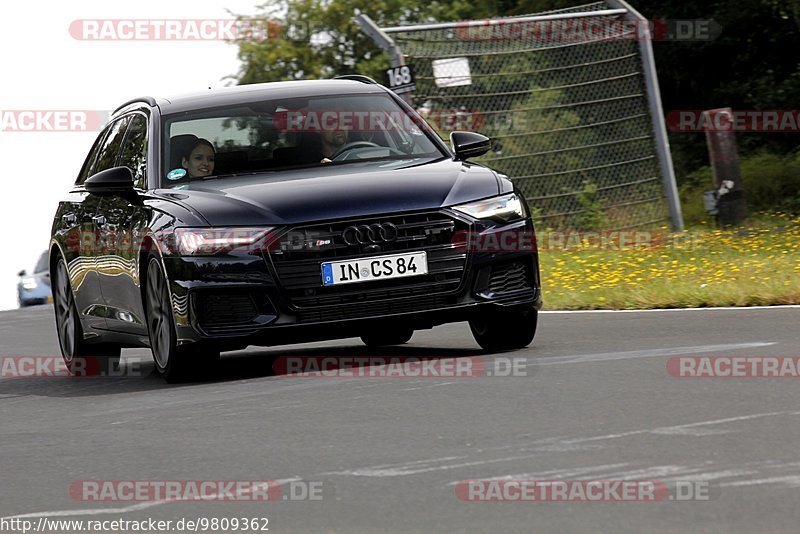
[321,252,428,286]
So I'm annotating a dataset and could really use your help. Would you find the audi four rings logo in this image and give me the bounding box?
[342,223,399,245]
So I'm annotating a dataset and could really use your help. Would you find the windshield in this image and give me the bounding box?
[34,251,48,274]
[161,92,445,189]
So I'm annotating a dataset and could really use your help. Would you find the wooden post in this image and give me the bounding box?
[702,108,746,226]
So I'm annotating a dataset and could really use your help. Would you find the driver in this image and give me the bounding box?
[319,124,348,163]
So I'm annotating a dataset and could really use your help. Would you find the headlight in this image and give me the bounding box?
[452,193,526,222]
[21,277,38,290]
[174,227,274,255]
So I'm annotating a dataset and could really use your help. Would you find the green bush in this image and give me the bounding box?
[574,181,605,230]
[679,150,800,226]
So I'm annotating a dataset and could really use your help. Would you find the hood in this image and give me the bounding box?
[159,159,500,226]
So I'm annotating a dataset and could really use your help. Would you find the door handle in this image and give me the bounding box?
[92,215,106,227]
[62,213,77,225]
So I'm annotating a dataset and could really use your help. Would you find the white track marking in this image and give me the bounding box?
[455,465,761,487]
[662,469,760,483]
[447,463,633,484]
[720,476,800,488]
[561,411,800,444]
[324,454,545,478]
[328,412,800,480]
[532,342,775,367]
[650,426,730,437]
[0,478,301,520]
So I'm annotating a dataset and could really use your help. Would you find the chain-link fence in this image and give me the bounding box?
[358,1,682,231]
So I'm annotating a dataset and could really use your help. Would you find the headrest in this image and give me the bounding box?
[214,151,247,173]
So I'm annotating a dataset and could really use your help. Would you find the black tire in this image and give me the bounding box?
[361,327,414,348]
[52,255,121,376]
[144,256,218,383]
[469,307,538,352]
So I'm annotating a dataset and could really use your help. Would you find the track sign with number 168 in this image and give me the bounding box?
[384,65,416,94]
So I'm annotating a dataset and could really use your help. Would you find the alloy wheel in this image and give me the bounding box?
[54,258,76,362]
[146,258,172,370]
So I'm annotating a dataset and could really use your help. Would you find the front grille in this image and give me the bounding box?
[296,294,454,323]
[268,211,470,313]
[488,261,531,294]
[192,290,277,335]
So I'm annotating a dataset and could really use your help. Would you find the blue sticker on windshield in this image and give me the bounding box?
[167,168,187,181]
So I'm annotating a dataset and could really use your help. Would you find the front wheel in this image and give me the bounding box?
[53,255,120,376]
[145,256,218,382]
[469,307,538,352]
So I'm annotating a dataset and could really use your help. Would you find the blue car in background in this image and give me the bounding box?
[17,251,52,307]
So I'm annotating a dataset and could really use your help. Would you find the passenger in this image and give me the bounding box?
[181,138,216,178]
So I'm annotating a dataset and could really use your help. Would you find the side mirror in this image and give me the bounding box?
[450,131,491,161]
[18,270,26,277]
[85,166,135,194]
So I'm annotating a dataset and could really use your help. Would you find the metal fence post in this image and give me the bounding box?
[608,0,684,231]
[357,3,682,231]
[355,14,403,68]
[355,15,410,102]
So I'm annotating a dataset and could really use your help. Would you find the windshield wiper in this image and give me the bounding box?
[200,171,276,180]
[325,154,440,166]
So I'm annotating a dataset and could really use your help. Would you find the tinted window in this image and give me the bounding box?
[34,252,49,274]
[119,114,148,189]
[90,116,131,177]
[76,127,110,185]
[161,93,445,189]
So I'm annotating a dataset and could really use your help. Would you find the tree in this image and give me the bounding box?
[233,1,438,84]
[231,0,800,183]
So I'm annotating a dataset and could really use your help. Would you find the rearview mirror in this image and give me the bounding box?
[85,166,135,194]
[450,131,491,160]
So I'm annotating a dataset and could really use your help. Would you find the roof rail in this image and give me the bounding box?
[112,96,157,114]
[333,75,378,84]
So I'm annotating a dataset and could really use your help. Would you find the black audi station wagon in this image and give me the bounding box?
[50,77,542,381]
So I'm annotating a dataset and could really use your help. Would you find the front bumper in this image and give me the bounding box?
[17,285,53,307]
[163,209,542,350]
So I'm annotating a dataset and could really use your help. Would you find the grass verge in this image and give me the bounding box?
[539,214,800,310]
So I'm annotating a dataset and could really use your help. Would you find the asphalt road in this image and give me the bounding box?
[1,304,800,533]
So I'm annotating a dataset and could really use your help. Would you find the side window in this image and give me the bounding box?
[119,114,148,189]
[75,127,111,185]
[90,116,131,177]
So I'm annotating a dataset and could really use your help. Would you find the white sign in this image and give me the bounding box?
[432,57,472,88]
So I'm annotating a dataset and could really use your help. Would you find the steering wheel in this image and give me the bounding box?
[331,141,382,161]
